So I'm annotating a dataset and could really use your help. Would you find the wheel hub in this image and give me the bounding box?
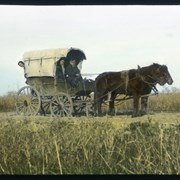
[24,100,28,107]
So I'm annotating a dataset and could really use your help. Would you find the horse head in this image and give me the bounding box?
[136,63,173,86]
[151,63,173,85]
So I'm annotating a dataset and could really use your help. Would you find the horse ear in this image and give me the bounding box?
[136,65,141,77]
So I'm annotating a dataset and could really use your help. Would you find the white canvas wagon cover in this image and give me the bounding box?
[23,47,86,77]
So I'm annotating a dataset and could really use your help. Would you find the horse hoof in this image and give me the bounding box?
[140,111,146,116]
[108,109,115,116]
[98,114,103,117]
[94,112,103,117]
[131,114,140,118]
[108,112,115,116]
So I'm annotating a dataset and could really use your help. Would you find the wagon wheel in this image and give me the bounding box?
[15,86,41,116]
[40,96,52,115]
[73,95,94,116]
[50,92,73,117]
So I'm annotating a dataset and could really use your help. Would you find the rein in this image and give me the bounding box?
[140,74,159,95]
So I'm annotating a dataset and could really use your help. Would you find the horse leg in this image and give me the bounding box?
[96,96,103,116]
[97,99,103,116]
[94,91,103,116]
[94,92,98,116]
[141,96,148,116]
[132,94,141,117]
[108,91,116,116]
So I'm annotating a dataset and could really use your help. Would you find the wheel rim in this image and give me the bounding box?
[73,95,94,116]
[15,86,41,116]
[50,93,73,116]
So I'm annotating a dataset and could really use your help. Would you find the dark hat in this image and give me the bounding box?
[18,61,24,65]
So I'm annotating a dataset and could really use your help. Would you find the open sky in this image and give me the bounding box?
[0,5,180,95]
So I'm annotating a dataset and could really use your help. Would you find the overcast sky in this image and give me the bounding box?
[0,5,180,95]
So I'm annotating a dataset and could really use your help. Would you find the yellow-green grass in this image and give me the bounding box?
[0,113,179,174]
[0,91,179,174]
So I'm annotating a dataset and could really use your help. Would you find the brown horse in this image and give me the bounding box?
[94,63,173,117]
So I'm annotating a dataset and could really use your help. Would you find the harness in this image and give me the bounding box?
[121,70,129,93]
[95,69,159,104]
[140,75,159,95]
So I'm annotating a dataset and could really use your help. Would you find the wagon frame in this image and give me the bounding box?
[15,47,95,116]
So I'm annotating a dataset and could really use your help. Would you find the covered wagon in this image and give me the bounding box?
[15,47,95,116]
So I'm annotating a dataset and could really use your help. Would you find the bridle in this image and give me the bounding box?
[139,74,159,95]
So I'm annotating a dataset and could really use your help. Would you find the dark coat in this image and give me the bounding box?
[56,65,65,81]
[65,64,83,87]
[65,64,81,77]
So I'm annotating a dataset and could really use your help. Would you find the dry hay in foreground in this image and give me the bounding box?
[0,111,179,127]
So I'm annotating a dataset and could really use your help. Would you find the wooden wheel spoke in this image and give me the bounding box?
[50,93,73,117]
[63,107,70,114]
[73,95,94,116]
[29,103,37,112]
[40,96,52,115]
[17,105,25,114]
[16,86,41,116]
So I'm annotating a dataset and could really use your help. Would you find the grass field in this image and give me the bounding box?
[0,112,179,174]
[0,91,179,174]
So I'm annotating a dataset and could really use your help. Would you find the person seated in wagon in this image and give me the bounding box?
[55,57,67,82]
[65,59,83,88]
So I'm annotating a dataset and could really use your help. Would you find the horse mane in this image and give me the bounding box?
[139,63,165,75]
[152,62,167,67]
